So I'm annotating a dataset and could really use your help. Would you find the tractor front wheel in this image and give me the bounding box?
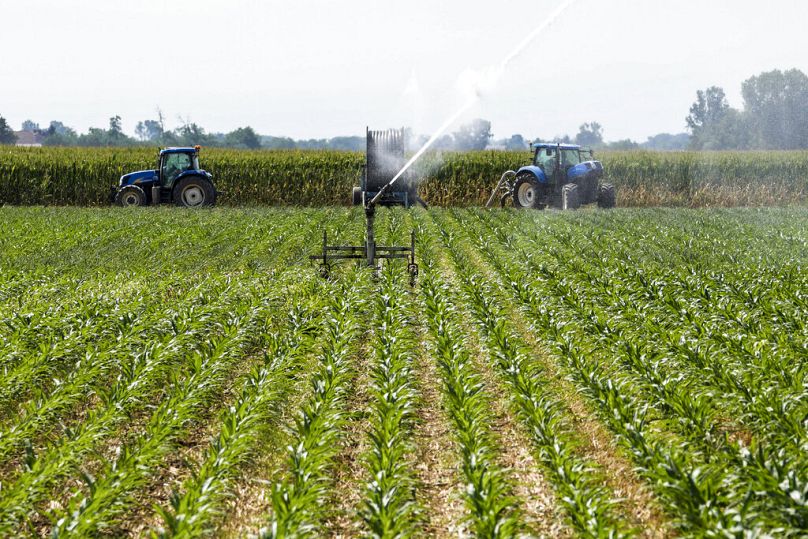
[173,176,216,208]
[115,185,147,207]
[513,174,544,209]
[597,183,616,209]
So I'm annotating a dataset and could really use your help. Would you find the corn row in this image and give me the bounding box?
[258,276,365,538]
[431,211,635,537]
[154,296,324,538]
[414,213,521,538]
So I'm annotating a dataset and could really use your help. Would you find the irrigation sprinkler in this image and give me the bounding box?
[310,128,419,284]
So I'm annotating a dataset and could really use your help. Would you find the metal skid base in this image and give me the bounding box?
[310,207,418,285]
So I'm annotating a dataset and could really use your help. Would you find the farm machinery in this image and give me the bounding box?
[352,128,427,209]
[487,142,615,210]
[110,146,217,207]
[311,128,420,282]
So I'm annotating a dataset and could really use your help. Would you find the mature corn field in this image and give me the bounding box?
[1,147,806,207]
[0,206,806,538]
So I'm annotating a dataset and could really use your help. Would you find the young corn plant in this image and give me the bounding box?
[0,278,262,535]
[454,209,749,535]
[0,278,211,463]
[491,209,808,530]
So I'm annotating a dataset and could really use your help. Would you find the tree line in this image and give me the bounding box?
[686,69,808,150]
[1,68,805,151]
[0,113,265,150]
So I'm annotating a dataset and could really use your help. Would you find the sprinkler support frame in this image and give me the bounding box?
[310,128,419,283]
[309,199,418,283]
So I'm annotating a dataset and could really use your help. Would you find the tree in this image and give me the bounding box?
[174,120,216,146]
[452,119,492,150]
[686,86,730,132]
[504,134,527,150]
[156,107,166,134]
[77,127,108,146]
[0,116,17,144]
[575,122,604,147]
[699,109,751,150]
[327,136,364,151]
[606,139,640,150]
[643,133,690,151]
[686,86,733,149]
[109,115,121,133]
[21,119,40,132]
[742,69,808,149]
[105,115,131,145]
[47,121,74,136]
[76,116,135,146]
[43,121,78,146]
[261,136,297,149]
[224,126,261,149]
[135,119,163,142]
[432,134,455,151]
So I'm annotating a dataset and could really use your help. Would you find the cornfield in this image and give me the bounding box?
[0,206,806,537]
[0,146,806,207]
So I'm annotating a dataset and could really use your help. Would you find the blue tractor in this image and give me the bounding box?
[487,142,615,210]
[111,146,217,207]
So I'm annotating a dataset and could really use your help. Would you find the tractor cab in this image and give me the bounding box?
[112,146,217,207]
[531,143,594,184]
[158,148,200,188]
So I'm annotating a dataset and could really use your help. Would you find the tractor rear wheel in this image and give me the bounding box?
[597,183,616,209]
[562,183,580,210]
[173,176,216,208]
[115,185,147,207]
[513,174,544,209]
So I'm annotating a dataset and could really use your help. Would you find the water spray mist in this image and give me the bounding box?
[374,0,581,202]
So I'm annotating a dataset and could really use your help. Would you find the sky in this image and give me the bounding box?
[2,0,807,142]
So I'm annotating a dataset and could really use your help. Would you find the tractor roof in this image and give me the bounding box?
[159,147,199,155]
[532,142,581,150]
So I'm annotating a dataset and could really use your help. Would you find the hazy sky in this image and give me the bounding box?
[2,0,807,142]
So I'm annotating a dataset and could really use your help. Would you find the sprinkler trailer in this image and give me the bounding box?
[310,128,421,282]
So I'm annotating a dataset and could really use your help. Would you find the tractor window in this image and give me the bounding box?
[560,150,582,168]
[161,153,193,186]
[535,148,557,173]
